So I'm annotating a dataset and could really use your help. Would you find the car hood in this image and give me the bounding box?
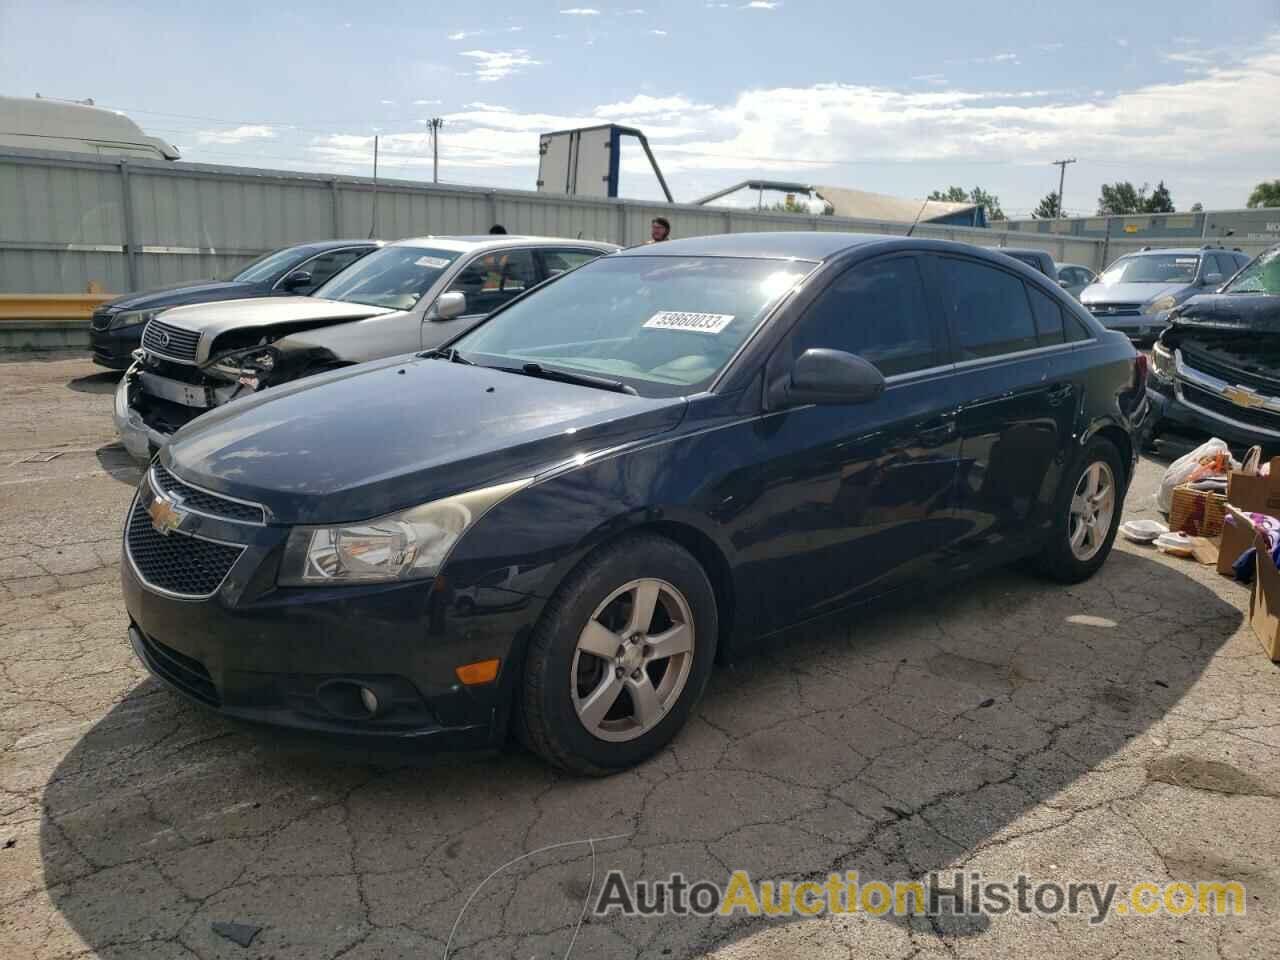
[1080,281,1187,305]
[164,356,688,524]
[156,297,395,337]
[1169,292,1280,333]
[101,280,263,312]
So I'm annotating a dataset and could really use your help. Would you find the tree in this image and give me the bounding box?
[1097,180,1176,215]
[1032,193,1061,219]
[928,185,1005,221]
[1190,202,1204,212]
[1248,180,1280,208]
[1145,180,1175,213]
[764,197,817,215]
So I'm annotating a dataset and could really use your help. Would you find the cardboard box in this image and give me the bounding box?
[1250,526,1280,662]
[1219,504,1261,577]
[1227,456,1280,514]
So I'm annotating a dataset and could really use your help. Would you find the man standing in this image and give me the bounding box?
[650,217,671,243]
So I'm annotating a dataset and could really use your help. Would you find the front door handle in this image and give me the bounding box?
[918,413,958,444]
[1046,383,1074,406]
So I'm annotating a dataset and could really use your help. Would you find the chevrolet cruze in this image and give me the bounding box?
[123,233,1147,775]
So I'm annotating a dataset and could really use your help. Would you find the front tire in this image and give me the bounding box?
[520,535,717,776]
[1036,437,1125,583]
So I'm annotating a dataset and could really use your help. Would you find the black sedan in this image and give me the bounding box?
[89,240,380,368]
[122,233,1147,774]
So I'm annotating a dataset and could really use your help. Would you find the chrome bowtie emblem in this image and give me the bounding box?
[148,492,185,535]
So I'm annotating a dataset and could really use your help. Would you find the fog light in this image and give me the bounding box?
[359,686,379,715]
[455,658,500,686]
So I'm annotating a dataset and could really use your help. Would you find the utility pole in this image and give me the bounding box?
[427,118,444,183]
[1052,158,1076,219]
[369,135,379,239]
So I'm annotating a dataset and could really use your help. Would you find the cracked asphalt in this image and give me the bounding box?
[1,354,1278,959]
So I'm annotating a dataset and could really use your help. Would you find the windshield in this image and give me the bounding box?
[454,255,814,398]
[1100,253,1199,284]
[231,246,310,283]
[1224,248,1280,294]
[314,246,460,309]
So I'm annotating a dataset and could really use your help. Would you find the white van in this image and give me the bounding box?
[0,96,179,160]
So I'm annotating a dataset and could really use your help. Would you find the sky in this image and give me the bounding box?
[2,0,1279,218]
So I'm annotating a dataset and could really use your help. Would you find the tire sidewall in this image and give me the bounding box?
[531,538,717,772]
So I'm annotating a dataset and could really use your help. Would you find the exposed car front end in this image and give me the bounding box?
[1146,291,1280,452]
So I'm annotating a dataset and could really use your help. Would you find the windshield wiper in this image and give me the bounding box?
[499,362,637,395]
[419,347,473,365]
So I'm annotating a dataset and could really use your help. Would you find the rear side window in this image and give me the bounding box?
[541,248,605,278]
[1028,285,1067,346]
[939,257,1039,360]
[791,256,941,376]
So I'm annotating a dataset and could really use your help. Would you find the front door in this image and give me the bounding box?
[421,248,539,350]
[732,253,963,634]
[930,254,1077,570]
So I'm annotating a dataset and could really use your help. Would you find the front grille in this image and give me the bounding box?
[142,319,200,363]
[1089,302,1143,317]
[1181,383,1280,432]
[1181,351,1280,396]
[91,310,113,331]
[136,630,220,706]
[126,497,244,598]
[151,464,266,524]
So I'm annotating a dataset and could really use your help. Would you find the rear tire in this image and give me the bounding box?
[519,535,717,776]
[1036,437,1125,583]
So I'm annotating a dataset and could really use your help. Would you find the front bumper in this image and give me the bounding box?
[114,366,168,461]
[1147,379,1280,453]
[122,472,540,747]
[90,323,145,369]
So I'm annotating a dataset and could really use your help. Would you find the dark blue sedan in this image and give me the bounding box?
[121,233,1148,774]
[89,239,380,368]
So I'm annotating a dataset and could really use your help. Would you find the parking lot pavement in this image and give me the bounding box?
[0,355,1278,959]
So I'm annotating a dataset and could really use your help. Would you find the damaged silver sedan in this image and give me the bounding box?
[113,235,616,459]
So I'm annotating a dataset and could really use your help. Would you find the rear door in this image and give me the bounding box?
[737,253,963,632]
[537,247,608,280]
[930,254,1077,571]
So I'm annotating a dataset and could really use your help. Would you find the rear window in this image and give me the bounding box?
[940,257,1039,359]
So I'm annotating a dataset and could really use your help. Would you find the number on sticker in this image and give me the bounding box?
[643,311,735,334]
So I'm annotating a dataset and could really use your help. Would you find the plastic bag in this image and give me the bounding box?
[1155,438,1239,514]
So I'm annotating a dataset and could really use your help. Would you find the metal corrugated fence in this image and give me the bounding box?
[0,145,1154,294]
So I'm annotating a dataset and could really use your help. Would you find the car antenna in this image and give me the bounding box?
[904,196,931,238]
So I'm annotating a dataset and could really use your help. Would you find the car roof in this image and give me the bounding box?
[289,239,384,253]
[1054,262,1092,270]
[613,232,898,262]
[389,235,618,253]
[998,248,1052,257]
[1118,247,1211,257]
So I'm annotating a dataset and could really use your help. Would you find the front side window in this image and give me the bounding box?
[939,257,1039,360]
[446,249,538,315]
[231,246,311,284]
[313,245,461,310]
[1100,254,1200,284]
[790,256,941,376]
[454,255,814,397]
[1223,247,1280,294]
[288,247,369,292]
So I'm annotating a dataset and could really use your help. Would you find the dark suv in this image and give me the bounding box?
[1080,245,1250,342]
[89,240,380,369]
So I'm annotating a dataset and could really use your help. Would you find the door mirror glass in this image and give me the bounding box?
[434,290,467,320]
[280,270,312,291]
[782,348,885,406]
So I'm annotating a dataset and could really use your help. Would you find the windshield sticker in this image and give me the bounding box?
[415,256,451,269]
[643,311,735,335]
[1175,258,1198,265]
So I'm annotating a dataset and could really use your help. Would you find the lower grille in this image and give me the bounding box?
[126,497,244,598]
[1181,383,1280,432]
[137,630,220,706]
[1089,303,1143,317]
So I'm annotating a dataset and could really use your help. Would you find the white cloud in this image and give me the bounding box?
[508,25,524,31]
[1034,42,1064,52]
[594,94,712,116]
[560,7,601,14]
[196,125,276,145]
[413,99,442,105]
[624,8,647,14]
[911,73,947,85]
[379,99,395,105]
[458,49,543,82]
[741,1,779,7]
[1116,38,1129,48]
[449,30,482,40]
[651,29,667,36]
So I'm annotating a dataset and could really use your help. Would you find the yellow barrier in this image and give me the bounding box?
[0,294,114,322]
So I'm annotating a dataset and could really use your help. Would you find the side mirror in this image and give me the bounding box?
[772,348,885,408]
[1203,273,1224,285]
[280,270,312,291]
[1058,279,1071,288]
[433,290,467,321]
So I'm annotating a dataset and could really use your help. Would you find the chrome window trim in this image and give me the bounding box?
[149,465,270,525]
[948,340,1079,371]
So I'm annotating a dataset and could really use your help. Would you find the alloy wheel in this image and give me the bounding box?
[1069,461,1116,562]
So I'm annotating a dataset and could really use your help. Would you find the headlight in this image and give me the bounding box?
[278,478,531,586]
[1151,341,1174,378]
[1144,295,1177,315]
[206,345,280,382]
[109,309,158,330]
